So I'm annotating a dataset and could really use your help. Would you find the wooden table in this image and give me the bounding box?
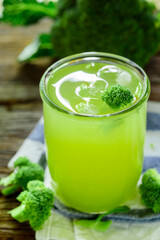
[0,20,160,240]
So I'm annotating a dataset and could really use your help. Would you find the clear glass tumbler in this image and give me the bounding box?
[40,52,150,213]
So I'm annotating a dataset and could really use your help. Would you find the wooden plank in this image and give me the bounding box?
[0,20,51,239]
[0,103,42,160]
[145,53,160,83]
[0,102,42,239]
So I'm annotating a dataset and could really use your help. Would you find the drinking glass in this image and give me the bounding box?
[40,52,150,213]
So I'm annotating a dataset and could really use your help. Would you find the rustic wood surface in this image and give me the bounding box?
[0,18,160,240]
[0,19,52,240]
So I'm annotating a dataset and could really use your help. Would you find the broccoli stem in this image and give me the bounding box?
[2,184,20,196]
[9,204,28,222]
[0,172,16,186]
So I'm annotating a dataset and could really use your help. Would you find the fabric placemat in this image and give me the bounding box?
[8,101,160,240]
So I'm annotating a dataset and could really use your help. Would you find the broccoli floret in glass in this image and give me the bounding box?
[102,84,134,109]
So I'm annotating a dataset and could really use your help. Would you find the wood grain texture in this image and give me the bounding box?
[0,14,160,240]
[0,19,52,240]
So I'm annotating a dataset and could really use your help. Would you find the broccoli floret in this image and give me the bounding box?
[14,156,32,167]
[8,180,54,230]
[51,0,160,67]
[102,84,134,109]
[0,157,44,195]
[139,169,160,213]
[1,0,160,66]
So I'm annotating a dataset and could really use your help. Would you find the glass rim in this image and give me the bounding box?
[40,52,150,118]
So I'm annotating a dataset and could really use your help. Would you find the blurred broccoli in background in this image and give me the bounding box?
[1,0,160,66]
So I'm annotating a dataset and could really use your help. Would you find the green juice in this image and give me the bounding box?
[40,53,149,213]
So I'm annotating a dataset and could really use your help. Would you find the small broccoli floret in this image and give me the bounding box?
[139,169,160,213]
[9,180,54,230]
[0,157,44,195]
[102,84,134,109]
[13,156,32,167]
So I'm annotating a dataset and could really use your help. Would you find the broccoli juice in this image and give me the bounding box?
[41,54,149,213]
[46,62,143,115]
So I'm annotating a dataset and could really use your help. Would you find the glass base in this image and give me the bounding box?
[54,198,98,219]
